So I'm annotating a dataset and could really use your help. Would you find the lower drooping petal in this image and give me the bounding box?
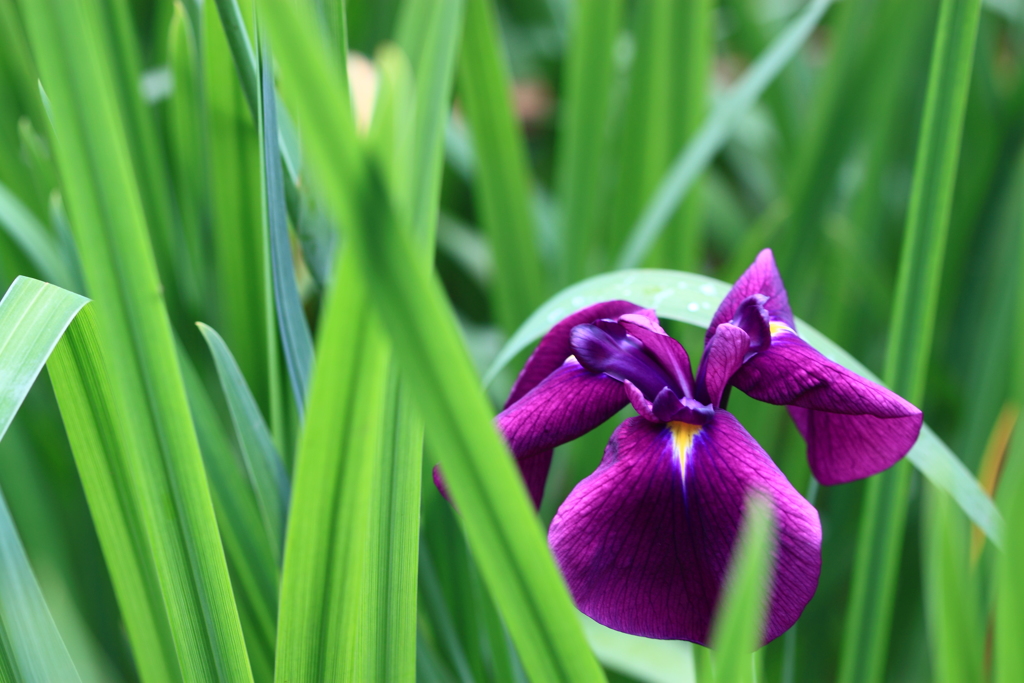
[497,359,627,506]
[549,412,821,644]
[732,325,922,484]
[788,406,922,485]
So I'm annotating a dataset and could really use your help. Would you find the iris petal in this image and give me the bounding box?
[571,323,679,400]
[696,323,750,407]
[507,301,656,406]
[732,326,922,484]
[495,359,627,506]
[707,249,794,343]
[549,412,821,644]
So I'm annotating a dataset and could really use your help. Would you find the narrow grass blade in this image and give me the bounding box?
[178,342,277,683]
[211,0,336,283]
[22,2,253,679]
[710,496,775,683]
[839,0,984,679]
[0,182,70,287]
[996,428,1024,683]
[198,323,288,564]
[274,255,391,682]
[259,40,314,419]
[995,140,1024,683]
[351,1,466,673]
[257,2,605,679]
[482,268,1001,542]
[615,0,836,269]
[553,0,621,283]
[100,0,180,314]
[458,0,546,332]
[48,306,180,683]
[205,0,281,442]
[395,0,465,246]
[921,485,983,683]
[356,368,423,682]
[166,2,208,312]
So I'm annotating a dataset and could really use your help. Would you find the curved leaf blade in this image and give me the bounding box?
[0,276,87,683]
[484,268,1002,544]
[197,323,288,564]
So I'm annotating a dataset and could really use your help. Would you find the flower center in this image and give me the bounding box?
[669,421,701,482]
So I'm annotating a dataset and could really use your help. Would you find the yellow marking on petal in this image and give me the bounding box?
[669,421,702,480]
[769,321,793,337]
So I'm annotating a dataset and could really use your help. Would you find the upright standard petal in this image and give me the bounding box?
[507,301,656,406]
[707,249,794,342]
[733,324,923,484]
[549,412,821,644]
[696,323,750,407]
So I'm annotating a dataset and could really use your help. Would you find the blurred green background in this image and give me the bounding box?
[0,0,1021,681]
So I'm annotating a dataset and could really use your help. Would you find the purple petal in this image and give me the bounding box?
[549,412,821,644]
[707,249,794,343]
[497,359,627,506]
[696,323,750,407]
[732,326,923,484]
[788,406,922,485]
[618,320,695,398]
[507,301,656,407]
[571,322,681,400]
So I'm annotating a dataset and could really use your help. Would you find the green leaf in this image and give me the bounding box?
[48,305,180,683]
[0,276,86,683]
[615,0,836,269]
[458,0,547,333]
[256,1,605,679]
[274,255,392,682]
[350,2,466,676]
[996,427,1024,683]
[581,614,695,683]
[166,2,208,312]
[710,496,775,683]
[197,323,288,565]
[839,0,984,679]
[211,0,337,285]
[0,181,70,287]
[356,369,423,682]
[554,0,621,282]
[395,0,465,247]
[21,2,253,679]
[482,268,1002,543]
[258,39,315,419]
[205,0,281,445]
[921,484,983,683]
[178,344,277,683]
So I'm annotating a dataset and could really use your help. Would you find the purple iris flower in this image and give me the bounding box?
[437,249,922,645]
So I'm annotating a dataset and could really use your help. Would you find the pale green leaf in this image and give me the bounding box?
[483,268,1002,544]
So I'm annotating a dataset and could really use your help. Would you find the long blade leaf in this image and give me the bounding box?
[258,39,314,419]
[197,323,288,564]
[839,0,983,678]
[0,276,86,683]
[256,2,606,679]
[21,2,253,678]
[615,0,835,269]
